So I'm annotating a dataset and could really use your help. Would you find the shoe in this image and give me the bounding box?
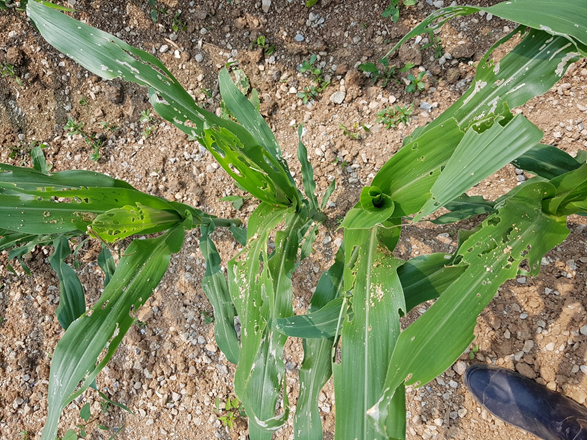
[464,364,587,440]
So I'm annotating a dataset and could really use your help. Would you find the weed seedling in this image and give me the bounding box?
[1,62,23,86]
[64,118,103,161]
[405,71,426,93]
[79,95,88,106]
[469,344,480,360]
[215,396,243,430]
[172,10,186,33]
[359,59,413,88]
[140,110,156,139]
[339,122,370,140]
[148,0,167,23]
[297,55,330,104]
[382,0,417,22]
[201,310,214,325]
[377,103,413,129]
[250,35,275,56]
[421,31,443,59]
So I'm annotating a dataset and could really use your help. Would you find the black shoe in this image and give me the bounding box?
[464,364,587,440]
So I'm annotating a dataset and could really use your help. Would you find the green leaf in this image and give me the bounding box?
[297,125,319,211]
[229,223,247,246]
[371,118,465,218]
[49,235,85,330]
[320,180,336,211]
[220,195,245,210]
[41,222,187,440]
[513,144,582,179]
[91,203,183,243]
[294,244,345,440]
[334,226,406,440]
[398,253,467,313]
[358,63,379,74]
[228,204,292,437]
[370,182,569,437]
[543,163,587,216]
[61,430,78,440]
[80,403,91,421]
[30,145,49,174]
[97,244,115,288]
[200,221,240,365]
[275,297,346,339]
[97,390,133,414]
[430,194,495,224]
[414,114,543,221]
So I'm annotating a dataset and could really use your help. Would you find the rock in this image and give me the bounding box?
[445,67,461,84]
[104,82,124,104]
[6,47,24,66]
[399,44,422,66]
[195,53,204,63]
[294,33,305,42]
[194,6,208,20]
[580,325,587,336]
[452,42,475,59]
[453,361,467,376]
[159,44,169,53]
[330,91,346,105]
[516,362,536,379]
[335,64,348,76]
[262,0,271,13]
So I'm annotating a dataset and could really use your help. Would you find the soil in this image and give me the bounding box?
[1,0,587,439]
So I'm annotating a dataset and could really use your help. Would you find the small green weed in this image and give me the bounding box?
[19,430,30,440]
[421,31,443,59]
[339,122,370,140]
[405,71,426,93]
[64,118,103,162]
[79,95,88,106]
[359,59,413,88]
[100,122,117,132]
[250,35,275,57]
[468,344,480,360]
[297,54,330,104]
[220,195,250,210]
[215,396,243,430]
[332,156,350,170]
[148,0,167,23]
[140,110,156,139]
[172,10,186,33]
[201,310,214,325]
[382,0,417,22]
[377,103,413,129]
[1,62,23,86]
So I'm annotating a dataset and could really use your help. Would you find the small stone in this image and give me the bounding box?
[134,381,142,389]
[522,340,534,353]
[159,44,169,53]
[453,361,467,376]
[262,0,271,13]
[448,380,458,389]
[553,131,563,138]
[516,362,535,379]
[434,418,443,426]
[457,408,467,418]
[581,365,587,374]
[433,0,444,7]
[330,91,346,105]
[517,277,526,284]
[323,235,332,245]
[520,312,528,320]
[580,325,587,336]
[545,342,555,351]
[172,392,181,402]
[294,33,305,42]
[504,329,511,339]
[314,147,324,157]
[205,343,217,353]
[420,101,432,111]
[195,53,203,63]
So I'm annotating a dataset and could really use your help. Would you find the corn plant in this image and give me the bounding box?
[2,1,586,440]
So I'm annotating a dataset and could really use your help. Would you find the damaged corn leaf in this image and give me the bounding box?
[333,224,405,440]
[293,244,345,439]
[414,114,543,221]
[228,203,291,438]
[369,182,569,437]
[200,221,240,365]
[50,235,85,330]
[513,144,583,180]
[41,221,188,440]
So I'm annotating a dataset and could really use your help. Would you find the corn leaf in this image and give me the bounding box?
[228,203,291,438]
[41,221,188,440]
[415,114,543,221]
[296,125,319,211]
[513,144,582,179]
[200,221,240,365]
[430,194,495,225]
[97,244,115,288]
[369,182,569,437]
[333,226,405,440]
[543,163,587,216]
[50,235,85,330]
[294,244,345,439]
